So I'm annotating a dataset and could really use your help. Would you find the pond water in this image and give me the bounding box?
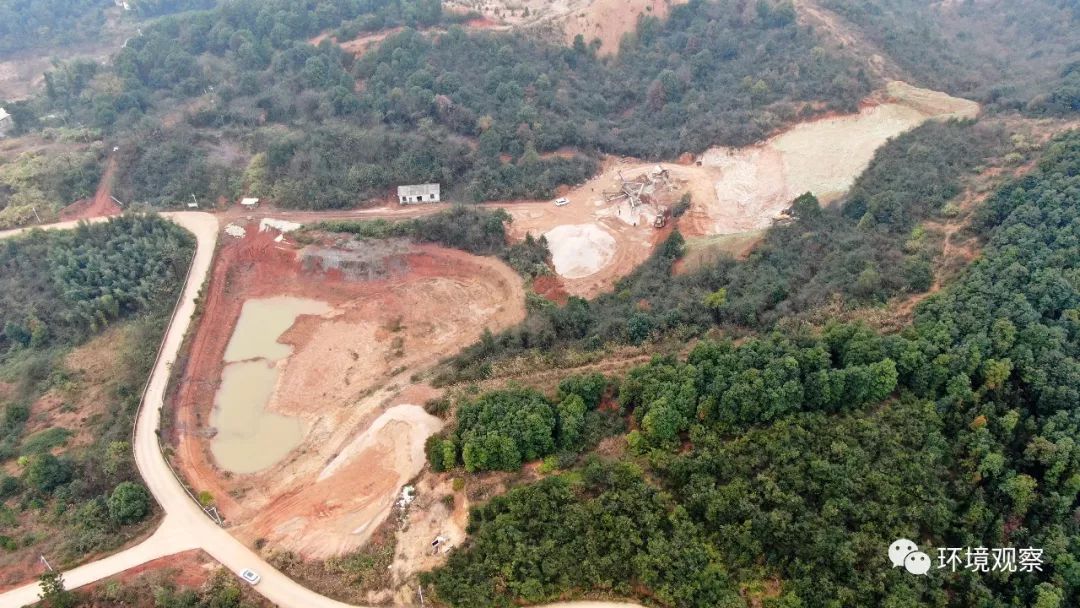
[223,297,332,362]
[210,297,331,474]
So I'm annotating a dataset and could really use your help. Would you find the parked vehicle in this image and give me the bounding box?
[554,197,570,207]
[654,205,671,228]
[240,569,261,585]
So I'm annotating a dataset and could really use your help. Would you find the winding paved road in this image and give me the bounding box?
[0,214,645,608]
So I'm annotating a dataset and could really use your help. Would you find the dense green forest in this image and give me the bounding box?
[0,215,193,571]
[819,0,1080,114]
[354,0,869,158]
[0,215,194,351]
[425,379,622,473]
[427,459,742,607]
[0,0,221,56]
[18,0,870,208]
[0,0,109,55]
[130,0,217,18]
[424,130,1080,606]
[442,119,1009,381]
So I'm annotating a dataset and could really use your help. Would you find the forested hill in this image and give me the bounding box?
[423,130,1080,607]
[0,214,194,578]
[818,0,1079,115]
[14,0,872,209]
[0,0,217,56]
[0,0,109,55]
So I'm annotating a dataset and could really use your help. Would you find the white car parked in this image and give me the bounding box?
[239,569,261,585]
[554,197,570,207]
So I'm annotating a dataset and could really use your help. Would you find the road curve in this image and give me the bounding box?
[0,214,645,608]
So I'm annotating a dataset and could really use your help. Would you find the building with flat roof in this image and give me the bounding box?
[397,184,440,205]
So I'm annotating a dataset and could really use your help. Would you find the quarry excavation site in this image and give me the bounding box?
[11,0,1073,603]
[496,81,978,298]
[446,0,690,56]
[147,78,982,601]
[168,222,525,564]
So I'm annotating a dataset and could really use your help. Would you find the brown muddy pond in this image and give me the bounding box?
[210,297,331,474]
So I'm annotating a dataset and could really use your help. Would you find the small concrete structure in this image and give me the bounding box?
[397,184,440,205]
[239,197,260,209]
[0,108,12,137]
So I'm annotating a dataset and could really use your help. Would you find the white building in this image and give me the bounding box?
[397,184,440,205]
[0,108,12,137]
[240,197,260,209]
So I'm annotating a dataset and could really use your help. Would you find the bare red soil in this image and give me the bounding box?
[169,221,526,558]
[60,157,121,221]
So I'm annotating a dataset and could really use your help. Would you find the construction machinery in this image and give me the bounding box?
[603,166,674,208]
[653,206,671,228]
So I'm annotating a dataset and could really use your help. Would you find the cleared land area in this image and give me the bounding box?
[686,81,979,236]
[0,324,162,589]
[169,220,527,560]
[492,158,676,299]
[491,82,977,297]
[446,0,689,55]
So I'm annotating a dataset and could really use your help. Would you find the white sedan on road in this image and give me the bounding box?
[240,568,261,585]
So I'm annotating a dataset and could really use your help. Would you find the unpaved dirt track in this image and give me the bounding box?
[0,214,644,608]
[59,156,123,222]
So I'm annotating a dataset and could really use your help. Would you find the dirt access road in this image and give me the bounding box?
[0,214,644,608]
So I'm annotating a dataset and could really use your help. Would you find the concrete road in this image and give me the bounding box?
[0,213,645,608]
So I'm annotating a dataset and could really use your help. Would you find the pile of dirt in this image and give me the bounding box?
[490,159,680,298]
[886,80,980,118]
[544,224,617,279]
[97,550,218,590]
[300,239,411,281]
[532,274,570,304]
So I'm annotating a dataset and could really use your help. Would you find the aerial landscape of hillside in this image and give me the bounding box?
[0,1,1078,607]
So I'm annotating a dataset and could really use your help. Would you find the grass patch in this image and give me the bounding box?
[19,428,72,455]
